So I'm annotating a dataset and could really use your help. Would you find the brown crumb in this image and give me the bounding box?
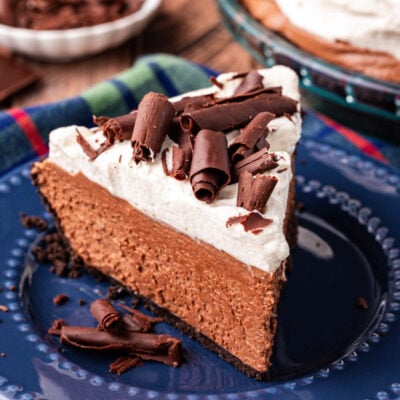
[0,353,6,358]
[0,305,8,313]
[296,202,306,212]
[356,297,368,310]
[79,299,87,306]
[8,285,16,292]
[53,294,69,306]
[20,213,49,231]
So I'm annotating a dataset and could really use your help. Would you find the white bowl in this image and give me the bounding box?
[0,0,161,61]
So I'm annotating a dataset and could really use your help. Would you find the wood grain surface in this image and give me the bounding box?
[8,0,260,108]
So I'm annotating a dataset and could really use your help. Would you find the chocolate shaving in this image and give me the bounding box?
[162,131,193,180]
[121,311,162,333]
[19,213,48,231]
[90,299,122,333]
[93,112,137,144]
[231,148,279,183]
[131,92,175,163]
[171,94,214,116]
[233,70,264,95]
[180,92,296,135]
[229,111,275,163]
[209,76,224,89]
[109,356,143,374]
[59,326,182,367]
[76,128,110,161]
[237,171,278,213]
[226,212,273,234]
[189,129,230,203]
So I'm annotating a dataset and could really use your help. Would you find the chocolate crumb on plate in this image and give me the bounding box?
[19,213,48,231]
[356,297,368,310]
[0,305,8,313]
[53,294,69,306]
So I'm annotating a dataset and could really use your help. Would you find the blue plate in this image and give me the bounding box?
[0,133,400,399]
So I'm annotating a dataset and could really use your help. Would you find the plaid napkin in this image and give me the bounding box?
[0,53,397,176]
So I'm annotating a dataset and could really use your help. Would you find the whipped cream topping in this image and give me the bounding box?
[48,66,301,273]
[275,0,400,60]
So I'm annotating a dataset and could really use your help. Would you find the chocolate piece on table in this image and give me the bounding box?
[233,70,264,95]
[231,148,279,183]
[0,52,39,102]
[60,326,182,367]
[93,112,137,144]
[189,129,230,203]
[131,92,175,163]
[229,111,275,163]
[226,212,273,234]
[180,93,296,135]
[237,171,278,213]
[90,298,122,333]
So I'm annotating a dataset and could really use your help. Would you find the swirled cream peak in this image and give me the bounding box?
[47,67,301,273]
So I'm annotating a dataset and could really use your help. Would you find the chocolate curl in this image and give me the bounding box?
[180,93,296,135]
[189,129,230,203]
[109,356,143,374]
[172,94,214,116]
[131,92,175,163]
[229,111,275,163]
[93,112,137,144]
[90,299,122,333]
[226,212,273,234]
[231,148,279,183]
[233,70,264,95]
[60,326,182,367]
[119,306,162,333]
[237,171,278,213]
[76,128,112,161]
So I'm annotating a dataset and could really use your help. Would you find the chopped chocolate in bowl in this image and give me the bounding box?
[0,0,144,30]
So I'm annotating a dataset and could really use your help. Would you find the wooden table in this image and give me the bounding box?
[9,0,260,108]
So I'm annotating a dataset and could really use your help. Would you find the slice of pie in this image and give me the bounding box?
[31,66,301,379]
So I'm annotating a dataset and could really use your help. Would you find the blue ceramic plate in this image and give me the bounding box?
[0,134,400,399]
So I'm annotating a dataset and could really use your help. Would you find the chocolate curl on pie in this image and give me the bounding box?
[229,111,275,163]
[172,94,214,116]
[93,112,137,144]
[233,70,264,95]
[162,131,193,180]
[237,171,278,213]
[76,128,110,161]
[226,212,273,234]
[60,326,182,367]
[231,148,279,183]
[180,93,297,135]
[131,92,175,163]
[90,299,122,333]
[189,129,230,203]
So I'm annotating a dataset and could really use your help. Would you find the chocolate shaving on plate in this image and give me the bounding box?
[90,298,122,333]
[118,304,162,333]
[226,212,273,234]
[229,111,275,163]
[59,326,182,367]
[109,356,143,375]
[233,70,264,95]
[180,92,296,135]
[93,112,137,144]
[131,92,175,163]
[189,129,230,203]
[231,148,280,183]
[237,171,278,213]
